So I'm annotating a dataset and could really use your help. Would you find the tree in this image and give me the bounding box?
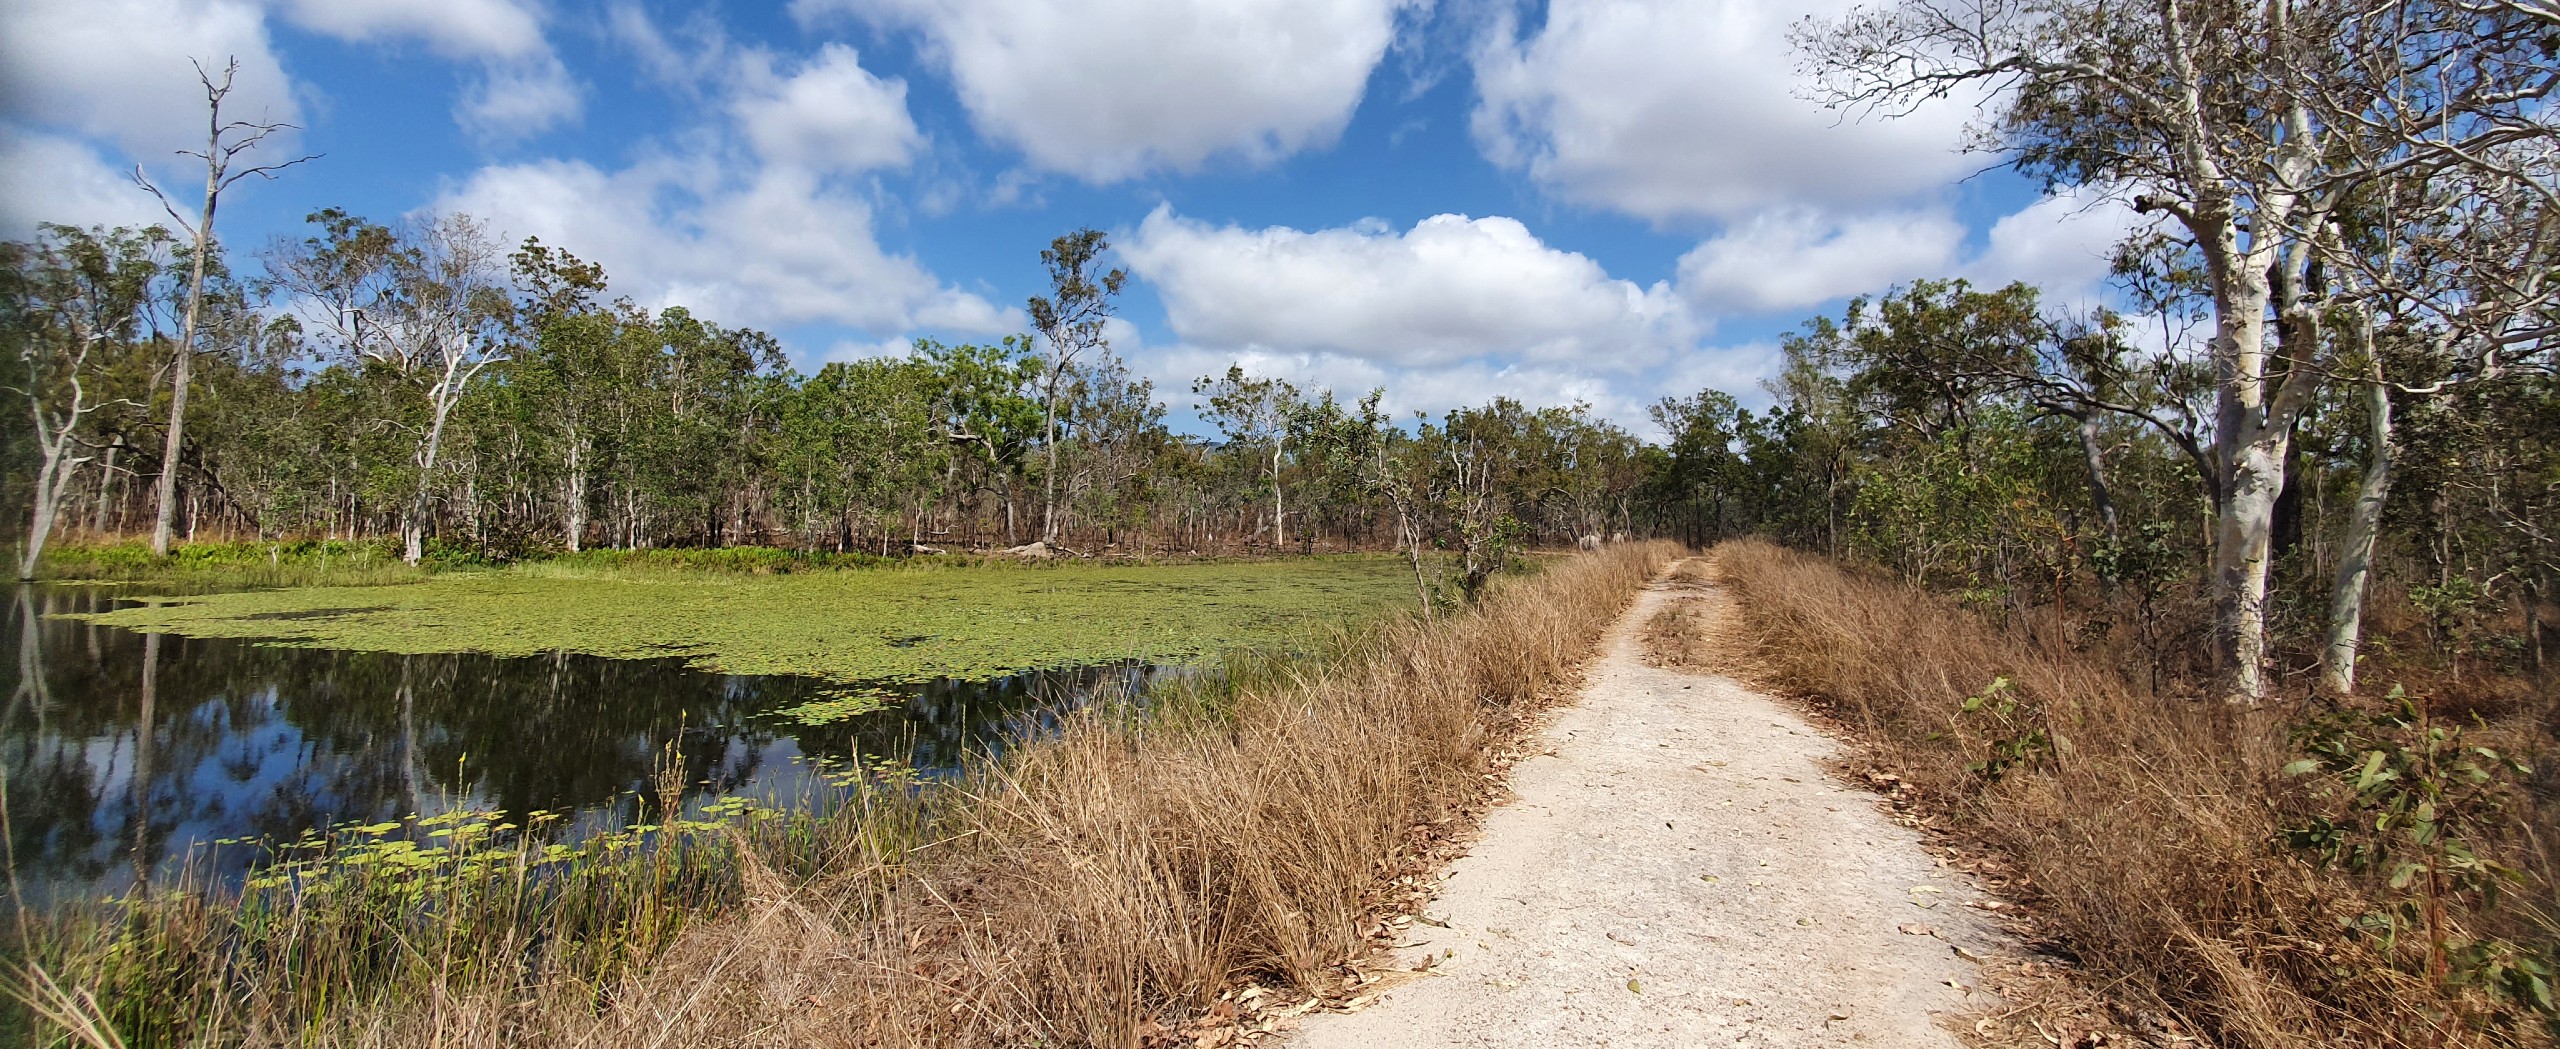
[1194,366,1303,548]
[132,57,314,558]
[1026,228,1125,544]
[509,238,611,552]
[6,227,168,579]
[920,337,1044,545]
[2317,154,2560,692]
[268,210,510,564]
[1796,0,2559,699]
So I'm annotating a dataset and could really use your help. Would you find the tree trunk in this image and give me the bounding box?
[564,434,586,553]
[405,390,459,565]
[2322,368,2396,695]
[150,110,232,559]
[20,452,76,581]
[1042,390,1060,543]
[90,440,119,535]
[2075,412,2119,536]
[2213,431,2289,701]
[1270,436,1286,549]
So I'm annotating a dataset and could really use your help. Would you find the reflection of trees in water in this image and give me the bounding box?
[2,586,1158,902]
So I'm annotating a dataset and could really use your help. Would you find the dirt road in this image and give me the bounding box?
[1289,562,2001,1048]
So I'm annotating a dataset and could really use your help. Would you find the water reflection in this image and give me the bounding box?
[1,585,1164,904]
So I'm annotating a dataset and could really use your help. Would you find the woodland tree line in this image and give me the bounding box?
[8,0,2559,703]
[0,213,1659,599]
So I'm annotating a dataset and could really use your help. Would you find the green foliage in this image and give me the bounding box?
[1954,676,2055,782]
[2282,687,2554,1032]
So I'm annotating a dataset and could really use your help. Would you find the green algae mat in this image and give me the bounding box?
[74,558,1418,682]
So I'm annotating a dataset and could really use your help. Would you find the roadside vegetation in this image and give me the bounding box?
[1702,540,2556,1049]
[10,542,1674,1047]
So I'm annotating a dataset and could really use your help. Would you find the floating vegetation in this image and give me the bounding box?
[69,555,1421,681]
[771,686,899,726]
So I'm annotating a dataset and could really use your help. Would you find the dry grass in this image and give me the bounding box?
[1706,538,2551,1049]
[24,542,1676,1048]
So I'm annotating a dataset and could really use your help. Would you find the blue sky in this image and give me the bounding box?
[1,0,2142,434]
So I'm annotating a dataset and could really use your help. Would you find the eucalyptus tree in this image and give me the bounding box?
[783,356,945,552]
[5,226,169,579]
[1795,0,2560,699]
[2316,154,2560,692]
[131,57,315,558]
[267,210,511,563]
[1055,351,1170,547]
[1649,390,1748,545]
[1194,366,1304,548]
[509,238,612,552]
[1287,388,1387,546]
[1026,228,1125,544]
[919,337,1044,545]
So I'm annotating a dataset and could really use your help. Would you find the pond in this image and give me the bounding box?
[1,586,1170,905]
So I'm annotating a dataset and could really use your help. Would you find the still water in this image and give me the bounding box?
[2,585,1166,904]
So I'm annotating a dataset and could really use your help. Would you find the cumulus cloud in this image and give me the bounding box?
[1117,206,1774,428]
[273,0,580,138]
[805,0,1415,181]
[1964,187,2150,301]
[1669,191,2147,320]
[1676,209,1965,313]
[437,156,1011,335]
[274,0,544,60]
[1124,205,1701,369]
[731,44,919,175]
[607,1,731,93]
[1470,0,1978,223]
[0,129,163,237]
[0,0,297,157]
[458,55,583,141]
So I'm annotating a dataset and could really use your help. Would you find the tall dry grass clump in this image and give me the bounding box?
[1711,538,2550,1049]
[21,542,1675,1048]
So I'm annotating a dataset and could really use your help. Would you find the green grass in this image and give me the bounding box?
[69,556,1423,681]
[38,538,434,589]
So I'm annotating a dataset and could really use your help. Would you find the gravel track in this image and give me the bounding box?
[1289,562,2003,1048]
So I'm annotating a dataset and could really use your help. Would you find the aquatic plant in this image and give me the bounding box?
[70,556,1421,682]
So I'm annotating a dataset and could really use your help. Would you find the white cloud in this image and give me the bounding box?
[0,0,297,157]
[808,0,1415,181]
[1119,206,1774,429]
[1676,208,1964,313]
[1670,190,2149,320]
[436,157,1012,335]
[1470,0,1978,223]
[273,0,580,138]
[607,1,729,93]
[0,129,162,237]
[1964,187,2149,300]
[731,44,918,175]
[274,0,544,60]
[458,55,583,141]
[1124,205,1701,370]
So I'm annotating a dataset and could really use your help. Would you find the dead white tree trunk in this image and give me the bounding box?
[133,57,312,557]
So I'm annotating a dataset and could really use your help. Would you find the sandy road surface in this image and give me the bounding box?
[1290,563,2001,1048]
